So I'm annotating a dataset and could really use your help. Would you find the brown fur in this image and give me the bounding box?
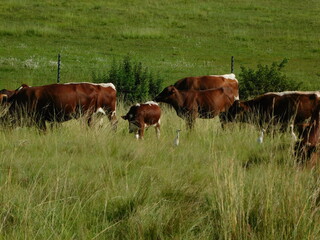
[154,86,235,129]
[229,92,320,130]
[122,103,161,139]
[7,83,117,130]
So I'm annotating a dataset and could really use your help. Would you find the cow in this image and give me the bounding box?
[172,74,239,127]
[121,101,161,139]
[294,102,320,165]
[4,82,117,130]
[228,91,320,131]
[154,86,235,129]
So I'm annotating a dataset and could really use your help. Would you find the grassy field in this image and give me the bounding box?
[0,0,319,89]
[1,0,320,239]
[1,104,320,239]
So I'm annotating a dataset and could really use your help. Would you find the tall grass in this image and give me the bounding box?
[0,103,320,239]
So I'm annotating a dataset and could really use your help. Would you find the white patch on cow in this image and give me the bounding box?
[98,83,116,90]
[144,101,159,106]
[63,82,116,90]
[265,91,320,97]
[135,103,141,107]
[111,110,116,117]
[96,107,106,115]
[210,73,237,82]
[235,95,239,101]
[135,133,139,139]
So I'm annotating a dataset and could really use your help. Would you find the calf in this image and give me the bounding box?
[122,101,161,139]
[154,86,235,129]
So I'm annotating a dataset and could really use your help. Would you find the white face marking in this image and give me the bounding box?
[63,82,116,90]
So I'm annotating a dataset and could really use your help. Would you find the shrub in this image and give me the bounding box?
[92,56,163,103]
[239,58,302,100]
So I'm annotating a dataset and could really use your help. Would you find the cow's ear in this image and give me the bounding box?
[121,115,128,120]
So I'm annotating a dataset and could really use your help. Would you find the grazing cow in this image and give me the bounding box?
[172,74,239,127]
[154,86,235,129]
[294,102,320,165]
[228,91,320,130]
[5,82,117,130]
[122,101,161,139]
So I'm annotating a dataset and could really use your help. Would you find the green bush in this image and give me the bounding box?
[92,56,163,103]
[239,59,302,100]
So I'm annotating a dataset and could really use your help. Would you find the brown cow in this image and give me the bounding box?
[228,91,320,130]
[294,102,320,165]
[6,82,117,130]
[173,74,239,127]
[154,86,235,129]
[122,101,161,139]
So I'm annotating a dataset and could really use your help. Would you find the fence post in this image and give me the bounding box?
[57,53,61,83]
[231,56,234,73]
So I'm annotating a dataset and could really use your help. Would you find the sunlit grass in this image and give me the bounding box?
[0,104,320,239]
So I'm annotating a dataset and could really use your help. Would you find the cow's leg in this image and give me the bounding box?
[138,125,145,140]
[109,110,118,131]
[155,123,160,139]
[219,112,229,129]
[186,118,195,130]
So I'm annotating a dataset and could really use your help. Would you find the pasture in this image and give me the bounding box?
[0,0,319,89]
[1,104,320,239]
[1,0,320,239]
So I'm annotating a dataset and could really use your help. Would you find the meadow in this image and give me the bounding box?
[0,0,319,89]
[1,0,320,239]
[1,104,320,239]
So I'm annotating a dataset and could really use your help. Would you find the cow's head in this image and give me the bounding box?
[154,85,178,103]
[122,106,140,134]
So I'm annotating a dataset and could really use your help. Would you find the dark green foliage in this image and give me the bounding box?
[239,59,302,100]
[92,56,163,103]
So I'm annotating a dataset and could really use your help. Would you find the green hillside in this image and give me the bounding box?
[0,0,319,89]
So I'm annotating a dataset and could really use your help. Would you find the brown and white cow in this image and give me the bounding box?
[154,86,235,129]
[5,82,117,130]
[122,101,161,139]
[172,74,239,127]
[294,102,320,165]
[228,91,320,130]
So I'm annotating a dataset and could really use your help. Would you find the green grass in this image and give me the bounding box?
[0,104,320,239]
[1,0,320,238]
[0,0,319,89]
